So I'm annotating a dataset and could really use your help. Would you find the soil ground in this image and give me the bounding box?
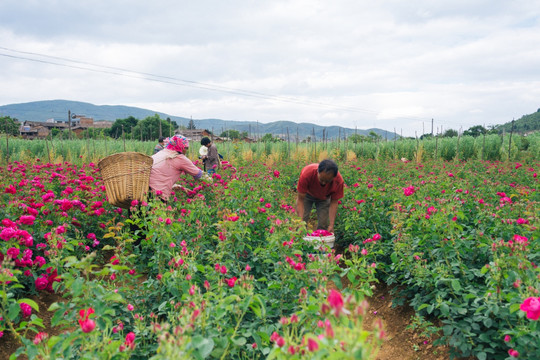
[0,291,66,360]
[362,282,453,360]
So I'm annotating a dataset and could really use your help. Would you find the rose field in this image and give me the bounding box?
[0,139,539,359]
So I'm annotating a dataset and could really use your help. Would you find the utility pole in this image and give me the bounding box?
[431,118,434,136]
[508,118,515,159]
[68,110,73,140]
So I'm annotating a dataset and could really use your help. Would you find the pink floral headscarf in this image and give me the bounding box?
[165,135,189,153]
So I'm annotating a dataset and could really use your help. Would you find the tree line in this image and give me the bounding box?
[2,109,540,142]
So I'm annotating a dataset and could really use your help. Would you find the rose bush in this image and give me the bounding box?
[1,155,538,359]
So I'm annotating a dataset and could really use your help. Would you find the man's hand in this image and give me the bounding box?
[327,225,334,234]
[296,193,306,220]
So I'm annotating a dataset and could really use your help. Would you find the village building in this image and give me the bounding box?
[175,129,226,143]
[19,116,113,139]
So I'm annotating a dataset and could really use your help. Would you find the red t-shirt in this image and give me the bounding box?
[297,163,344,200]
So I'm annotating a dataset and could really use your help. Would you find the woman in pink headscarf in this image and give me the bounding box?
[149,135,208,201]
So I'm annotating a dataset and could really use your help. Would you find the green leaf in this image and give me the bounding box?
[48,302,62,311]
[192,336,214,358]
[71,277,84,297]
[8,302,20,321]
[196,264,205,272]
[483,318,492,328]
[223,295,239,304]
[440,303,449,317]
[442,325,454,336]
[18,298,39,312]
[450,279,462,292]
[509,303,521,314]
[477,352,487,360]
[103,292,124,302]
[47,335,62,348]
[391,252,398,264]
[249,295,266,319]
[257,331,270,343]
[232,337,247,346]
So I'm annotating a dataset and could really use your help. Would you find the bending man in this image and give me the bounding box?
[296,159,344,233]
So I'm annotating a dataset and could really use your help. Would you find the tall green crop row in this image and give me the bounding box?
[1,133,539,164]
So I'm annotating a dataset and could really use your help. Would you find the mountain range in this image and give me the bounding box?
[0,100,398,139]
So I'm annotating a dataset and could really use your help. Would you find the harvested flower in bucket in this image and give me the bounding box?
[308,229,333,237]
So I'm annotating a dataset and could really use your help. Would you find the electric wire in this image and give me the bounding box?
[0,46,434,123]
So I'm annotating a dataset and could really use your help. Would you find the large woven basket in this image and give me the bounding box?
[98,152,154,209]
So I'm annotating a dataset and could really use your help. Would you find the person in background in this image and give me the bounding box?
[154,137,165,154]
[149,135,210,201]
[295,159,344,233]
[200,137,220,174]
[199,142,209,171]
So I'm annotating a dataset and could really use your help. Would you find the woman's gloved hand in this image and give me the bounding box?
[172,184,190,194]
[201,173,213,183]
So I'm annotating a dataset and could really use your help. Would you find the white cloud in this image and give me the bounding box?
[1,0,539,137]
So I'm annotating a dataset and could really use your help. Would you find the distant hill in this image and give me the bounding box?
[0,99,397,139]
[495,108,540,134]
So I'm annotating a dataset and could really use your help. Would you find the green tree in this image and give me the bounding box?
[442,129,458,138]
[463,125,487,137]
[80,128,105,139]
[0,116,20,136]
[132,114,177,141]
[348,133,367,143]
[260,133,276,142]
[109,116,139,139]
[219,129,245,140]
[420,133,434,140]
[368,131,381,142]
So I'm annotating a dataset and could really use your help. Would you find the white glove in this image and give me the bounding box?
[202,173,213,183]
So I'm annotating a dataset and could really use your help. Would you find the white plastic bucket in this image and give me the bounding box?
[303,235,335,250]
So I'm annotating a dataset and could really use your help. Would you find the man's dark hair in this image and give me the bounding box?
[201,137,211,146]
[158,137,165,143]
[318,159,338,176]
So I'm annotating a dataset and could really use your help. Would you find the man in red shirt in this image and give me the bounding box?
[296,159,344,233]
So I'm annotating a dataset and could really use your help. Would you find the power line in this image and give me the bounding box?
[0,46,432,122]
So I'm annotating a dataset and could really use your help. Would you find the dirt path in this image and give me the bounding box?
[363,283,452,360]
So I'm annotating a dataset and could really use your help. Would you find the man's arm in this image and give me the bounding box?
[296,192,306,220]
[328,199,339,233]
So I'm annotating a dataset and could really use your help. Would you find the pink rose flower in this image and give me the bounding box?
[307,338,319,352]
[403,185,415,196]
[226,277,238,288]
[20,303,32,318]
[508,349,519,357]
[328,289,344,315]
[520,297,540,320]
[35,275,49,290]
[78,308,96,333]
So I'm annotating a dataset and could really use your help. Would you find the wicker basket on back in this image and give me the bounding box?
[98,152,154,209]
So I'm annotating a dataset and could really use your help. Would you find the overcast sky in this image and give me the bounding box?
[1,1,539,136]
